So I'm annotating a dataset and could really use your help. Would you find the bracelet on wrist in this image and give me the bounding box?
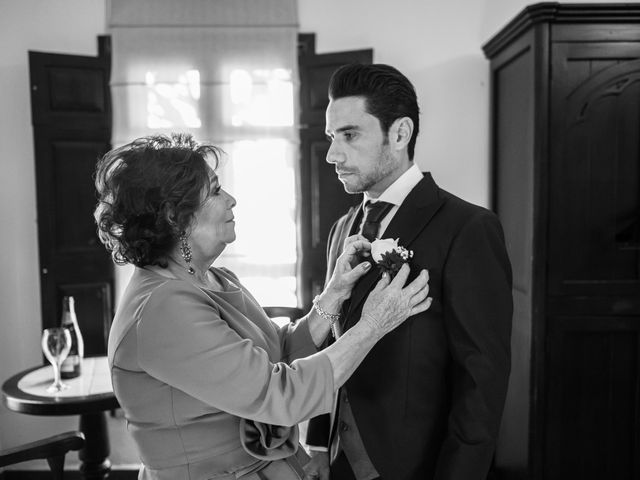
[312,295,341,326]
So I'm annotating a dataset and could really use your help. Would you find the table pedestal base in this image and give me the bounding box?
[79,412,111,479]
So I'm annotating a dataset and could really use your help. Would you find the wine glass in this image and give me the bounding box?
[41,327,72,393]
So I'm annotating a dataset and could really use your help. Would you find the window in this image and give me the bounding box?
[109,0,300,309]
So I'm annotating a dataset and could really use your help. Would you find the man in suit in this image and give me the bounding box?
[303,64,513,480]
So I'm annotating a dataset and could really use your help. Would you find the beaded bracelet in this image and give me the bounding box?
[312,295,341,326]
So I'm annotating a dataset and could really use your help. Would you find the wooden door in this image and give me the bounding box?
[29,36,114,356]
[297,34,372,308]
[545,39,640,480]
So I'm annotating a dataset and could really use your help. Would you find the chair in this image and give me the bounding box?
[0,431,85,479]
[263,306,304,324]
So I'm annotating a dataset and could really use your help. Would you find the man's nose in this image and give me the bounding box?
[326,141,342,164]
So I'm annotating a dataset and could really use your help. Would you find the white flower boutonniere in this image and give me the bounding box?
[370,238,413,278]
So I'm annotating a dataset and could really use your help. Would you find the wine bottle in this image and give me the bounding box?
[59,296,84,379]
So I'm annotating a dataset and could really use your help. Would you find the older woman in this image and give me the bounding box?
[94,134,431,480]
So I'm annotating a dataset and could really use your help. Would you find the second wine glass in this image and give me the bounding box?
[41,327,72,393]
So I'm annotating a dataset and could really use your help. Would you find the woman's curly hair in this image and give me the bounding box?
[94,133,222,268]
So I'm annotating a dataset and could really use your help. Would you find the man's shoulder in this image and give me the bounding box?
[434,186,497,222]
[407,171,496,220]
[441,189,491,212]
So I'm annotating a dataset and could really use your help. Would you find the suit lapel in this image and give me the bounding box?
[326,206,359,279]
[344,173,445,328]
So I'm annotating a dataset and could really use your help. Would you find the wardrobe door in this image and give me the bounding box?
[545,41,640,480]
[548,45,640,298]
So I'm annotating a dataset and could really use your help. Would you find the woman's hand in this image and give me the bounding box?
[321,262,432,390]
[361,263,432,337]
[307,235,373,345]
[322,235,373,305]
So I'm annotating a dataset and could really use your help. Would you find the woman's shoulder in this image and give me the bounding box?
[213,266,239,281]
[109,268,176,356]
[117,268,213,323]
[211,267,244,291]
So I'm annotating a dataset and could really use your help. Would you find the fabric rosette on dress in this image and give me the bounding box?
[237,419,308,479]
[239,418,299,460]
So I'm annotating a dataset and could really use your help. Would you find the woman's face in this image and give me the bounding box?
[188,178,237,264]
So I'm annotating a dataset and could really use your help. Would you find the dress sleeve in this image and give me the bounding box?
[276,317,321,363]
[136,281,335,427]
[222,267,321,363]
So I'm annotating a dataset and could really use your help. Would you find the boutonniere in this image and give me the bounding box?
[370,238,413,278]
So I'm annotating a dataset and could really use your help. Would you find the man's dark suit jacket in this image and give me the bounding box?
[306,172,513,480]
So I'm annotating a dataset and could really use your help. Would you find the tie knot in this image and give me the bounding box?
[360,201,394,241]
[364,201,393,223]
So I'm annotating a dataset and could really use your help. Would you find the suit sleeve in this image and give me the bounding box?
[434,210,513,480]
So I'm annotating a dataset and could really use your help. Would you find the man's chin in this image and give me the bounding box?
[341,180,364,195]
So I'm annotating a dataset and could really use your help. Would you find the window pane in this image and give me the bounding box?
[227,68,294,127]
[145,69,202,128]
[215,139,297,307]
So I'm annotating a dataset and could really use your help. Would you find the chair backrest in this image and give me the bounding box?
[0,431,84,479]
[263,306,304,324]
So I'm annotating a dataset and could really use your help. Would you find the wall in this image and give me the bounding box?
[299,0,633,207]
[0,0,107,455]
[300,0,490,206]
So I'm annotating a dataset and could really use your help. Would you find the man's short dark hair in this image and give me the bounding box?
[328,63,420,160]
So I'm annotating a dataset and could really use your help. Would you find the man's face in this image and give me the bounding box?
[325,96,399,197]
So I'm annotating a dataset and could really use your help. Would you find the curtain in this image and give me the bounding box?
[108,0,300,309]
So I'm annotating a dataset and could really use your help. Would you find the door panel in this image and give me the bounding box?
[549,45,640,301]
[30,41,110,129]
[546,315,640,480]
[297,34,372,307]
[29,36,114,355]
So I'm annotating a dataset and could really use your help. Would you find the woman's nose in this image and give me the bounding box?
[225,190,237,208]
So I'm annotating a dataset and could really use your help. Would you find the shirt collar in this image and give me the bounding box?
[364,164,423,207]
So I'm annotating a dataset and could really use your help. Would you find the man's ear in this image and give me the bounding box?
[389,117,414,152]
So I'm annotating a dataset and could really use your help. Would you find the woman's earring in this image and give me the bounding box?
[179,231,195,275]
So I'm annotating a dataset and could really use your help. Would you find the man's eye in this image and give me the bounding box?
[212,185,222,196]
[325,134,333,142]
[344,132,355,141]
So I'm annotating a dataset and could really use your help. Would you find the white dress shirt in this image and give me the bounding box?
[362,163,423,238]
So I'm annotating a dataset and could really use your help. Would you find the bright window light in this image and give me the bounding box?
[216,139,297,307]
[228,68,294,126]
[138,66,298,308]
[145,69,201,128]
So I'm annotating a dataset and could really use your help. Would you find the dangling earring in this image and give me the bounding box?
[179,231,195,275]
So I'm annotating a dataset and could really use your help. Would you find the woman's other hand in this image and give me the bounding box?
[361,264,432,337]
[322,262,432,390]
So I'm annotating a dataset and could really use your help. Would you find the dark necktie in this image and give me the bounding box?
[360,201,394,241]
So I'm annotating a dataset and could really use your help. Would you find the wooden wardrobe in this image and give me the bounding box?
[483,3,640,479]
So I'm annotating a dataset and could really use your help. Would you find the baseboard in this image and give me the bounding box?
[3,469,138,479]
